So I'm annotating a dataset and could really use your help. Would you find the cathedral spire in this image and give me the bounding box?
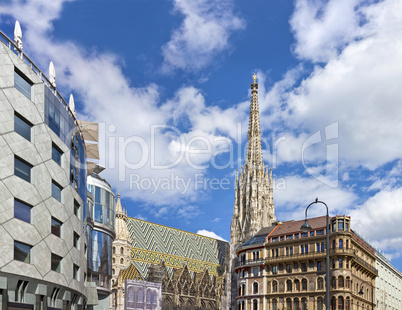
[246,73,263,168]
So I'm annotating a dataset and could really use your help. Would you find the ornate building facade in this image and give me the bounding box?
[234,215,378,310]
[229,75,276,308]
[111,198,229,310]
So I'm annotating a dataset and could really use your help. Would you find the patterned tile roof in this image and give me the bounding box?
[126,217,229,279]
[119,264,143,282]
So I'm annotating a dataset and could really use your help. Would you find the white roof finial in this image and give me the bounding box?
[49,61,56,88]
[14,20,23,50]
[69,94,76,117]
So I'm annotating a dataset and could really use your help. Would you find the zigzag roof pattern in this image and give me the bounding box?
[126,217,228,278]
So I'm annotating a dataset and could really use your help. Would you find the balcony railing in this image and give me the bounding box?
[235,258,265,268]
[354,256,378,275]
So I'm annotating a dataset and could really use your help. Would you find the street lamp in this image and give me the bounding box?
[300,197,330,310]
[358,281,374,310]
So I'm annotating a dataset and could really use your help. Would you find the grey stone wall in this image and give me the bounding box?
[0,37,87,308]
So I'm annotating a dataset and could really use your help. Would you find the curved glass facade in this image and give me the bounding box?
[89,230,113,290]
[87,182,115,230]
[86,175,115,293]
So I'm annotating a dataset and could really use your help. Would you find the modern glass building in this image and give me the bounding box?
[0,27,88,309]
[86,174,116,309]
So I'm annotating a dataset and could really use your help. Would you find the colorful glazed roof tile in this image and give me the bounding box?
[119,264,143,282]
[127,217,229,278]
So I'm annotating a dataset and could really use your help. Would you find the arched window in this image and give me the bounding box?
[332,276,337,289]
[294,298,299,310]
[302,278,307,291]
[286,280,292,292]
[317,277,324,290]
[112,268,115,275]
[294,279,300,291]
[339,238,343,249]
[339,276,344,288]
[272,299,277,310]
[113,246,116,254]
[112,257,115,264]
[346,276,350,288]
[253,299,258,310]
[120,247,124,254]
[345,297,351,310]
[331,297,336,310]
[120,258,124,264]
[317,297,324,310]
[253,282,258,294]
[286,299,292,310]
[338,296,344,310]
[272,281,278,292]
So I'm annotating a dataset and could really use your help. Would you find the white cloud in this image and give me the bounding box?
[196,229,227,242]
[161,0,245,72]
[349,187,402,252]
[283,0,402,170]
[0,0,245,208]
[177,205,201,219]
[274,174,357,221]
[290,0,367,63]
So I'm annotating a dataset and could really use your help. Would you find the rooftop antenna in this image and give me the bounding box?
[49,61,56,88]
[69,94,76,117]
[14,21,23,55]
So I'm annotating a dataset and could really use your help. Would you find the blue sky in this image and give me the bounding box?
[1,0,402,272]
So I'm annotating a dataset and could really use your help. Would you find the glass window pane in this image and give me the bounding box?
[14,71,31,99]
[14,241,31,263]
[52,181,62,201]
[14,114,32,141]
[51,253,61,272]
[52,144,62,165]
[51,217,62,237]
[14,199,31,223]
[14,157,31,182]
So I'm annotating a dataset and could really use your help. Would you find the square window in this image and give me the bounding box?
[51,253,62,272]
[52,144,62,165]
[74,200,80,218]
[14,113,32,141]
[301,263,307,272]
[14,69,32,99]
[14,241,31,263]
[310,231,315,236]
[73,232,79,249]
[52,181,62,202]
[14,156,32,182]
[73,264,79,280]
[51,217,62,237]
[272,266,278,275]
[14,199,31,223]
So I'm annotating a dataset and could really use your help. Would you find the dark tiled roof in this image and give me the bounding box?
[269,216,327,237]
[242,226,277,246]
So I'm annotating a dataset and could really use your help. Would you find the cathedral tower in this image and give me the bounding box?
[111,194,132,310]
[228,74,276,308]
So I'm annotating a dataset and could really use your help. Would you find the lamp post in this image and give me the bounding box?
[358,280,375,310]
[300,198,330,310]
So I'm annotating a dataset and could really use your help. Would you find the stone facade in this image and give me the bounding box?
[375,251,402,310]
[0,28,87,309]
[110,198,228,309]
[235,215,378,310]
[229,76,275,309]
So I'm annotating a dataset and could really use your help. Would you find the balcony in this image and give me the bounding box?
[234,258,265,268]
[265,250,326,263]
[354,256,378,276]
[329,248,356,257]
